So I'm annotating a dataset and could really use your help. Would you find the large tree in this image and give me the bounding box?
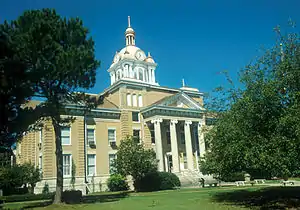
[0,34,41,148]
[0,9,100,203]
[200,24,300,180]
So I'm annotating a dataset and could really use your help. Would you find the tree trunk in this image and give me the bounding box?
[53,119,63,204]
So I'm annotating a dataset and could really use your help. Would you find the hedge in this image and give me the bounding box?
[62,190,82,204]
[135,171,181,192]
[107,174,129,192]
[0,192,55,203]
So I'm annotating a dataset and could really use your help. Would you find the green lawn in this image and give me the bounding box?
[4,186,300,210]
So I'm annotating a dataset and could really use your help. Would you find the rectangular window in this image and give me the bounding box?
[132,94,137,107]
[61,127,71,145]
[39,130,43,144]
[63,154,71,177]
[87,154,96,176]
[133,129,140,143]
[109,154,116,174]
[150,128,155,144]
[108,129,116,142]
[87,128,95,145]
[132,112,139,122]
[127,94,132,106]
[138,95,143,107]
[39,155,42,172]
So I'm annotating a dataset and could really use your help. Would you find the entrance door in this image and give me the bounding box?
[167,155,173,172]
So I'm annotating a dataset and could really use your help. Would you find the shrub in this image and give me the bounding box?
[220,172,245,182]
[62,190,82,204]
[135,172,181,192]
[42,182,50,194]
[0,192,55,203]
[107,174,129,192]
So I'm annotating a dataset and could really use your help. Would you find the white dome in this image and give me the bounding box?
[125,27,135,34]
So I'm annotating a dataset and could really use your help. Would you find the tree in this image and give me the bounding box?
[113,136,157,189]
[0,9,100,203]
[22,163,42,194]
[201,23,300,180]
[0,34,42,148]
[70,159,76,190]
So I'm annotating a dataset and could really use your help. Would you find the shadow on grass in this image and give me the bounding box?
[17,191,130,209]
[212,186,300,209]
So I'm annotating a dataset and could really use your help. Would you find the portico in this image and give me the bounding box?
[141,92,206,173]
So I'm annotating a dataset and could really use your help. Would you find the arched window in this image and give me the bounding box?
[139,69,144,81]
[138,95,143,107]
[127,94,132,106]
[133,69,138,79]
[132,94,137,107]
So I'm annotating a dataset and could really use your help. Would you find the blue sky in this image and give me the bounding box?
[1,0,300,95]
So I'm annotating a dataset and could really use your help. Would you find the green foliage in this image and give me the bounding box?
[70,159,76,189]
[135,171,181,192]
[42,182,50,194]
[0,34,41,147]
[0,192,55,203]
[0,163,41,195]
[113,136,157,187]
[201,23,300,179]
[1,8,100,202]
[107,174,129,192]
[62,190,82,204]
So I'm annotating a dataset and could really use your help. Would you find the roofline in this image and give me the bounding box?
[98,80,204,97]
[140,105,204,114]
[64,105,121,114]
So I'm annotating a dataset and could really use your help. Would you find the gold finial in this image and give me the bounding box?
[128,16,131,28]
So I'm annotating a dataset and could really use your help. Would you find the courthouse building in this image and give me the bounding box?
[16,17,208,193]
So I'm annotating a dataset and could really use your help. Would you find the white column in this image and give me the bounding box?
[143,69,146,82]
[152,69,155,83]
[137,68,140,80]
[129,65,133,78]
[198,117,206,158]
[151,118,164,171]
[110,72,115,85]
[170,119,180,173]
[148,68,152,83]
[184,120,194,170]
[194,151,199,171]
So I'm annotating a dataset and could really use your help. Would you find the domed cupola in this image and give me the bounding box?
[108,16,158,86]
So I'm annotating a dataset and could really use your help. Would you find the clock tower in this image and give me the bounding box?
[108,16,158,86]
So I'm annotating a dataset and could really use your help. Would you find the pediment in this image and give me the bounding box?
[154,92,204,110]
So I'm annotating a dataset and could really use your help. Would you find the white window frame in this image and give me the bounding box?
[132,94,137,107]
[108,153,117,174]
[39,154,42,172]
[127,93,132,106]
[138,95,143,107]
[39,130,43,144]
[132,112,140,123]
[87,154,96,176]
[108,128,116,143]
[87,128,96,145]
[63,154,72,177]
[61,126,71,145]
[133,129,141,143]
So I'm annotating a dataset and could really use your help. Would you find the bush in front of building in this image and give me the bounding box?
[135,171,181,192]
[107,174,129,192]
[0,192,55,203]
[62,190,82,204]
[113,136,157,190]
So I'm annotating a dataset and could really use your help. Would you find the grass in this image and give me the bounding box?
[3,186,300,210]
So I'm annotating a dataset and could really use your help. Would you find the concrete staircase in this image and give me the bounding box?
[175,170,216,187]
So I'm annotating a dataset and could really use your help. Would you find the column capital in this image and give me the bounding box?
[170,119,178,125]
[198,118,205,127]
[151,118,163,124]
[185,120,192,126]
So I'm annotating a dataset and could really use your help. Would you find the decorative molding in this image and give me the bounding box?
[198,118,205,127]
[170,119,178,125]
[185,120,192,126]
[151,118,163,124]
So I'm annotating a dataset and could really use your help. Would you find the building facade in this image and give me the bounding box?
[16,17,208,194]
